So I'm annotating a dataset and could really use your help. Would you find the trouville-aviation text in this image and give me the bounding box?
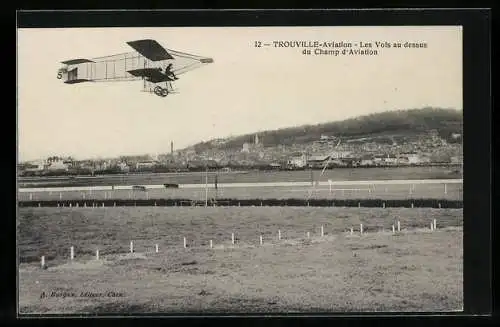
[273,41,353,48]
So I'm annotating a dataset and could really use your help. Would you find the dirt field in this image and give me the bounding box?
[18,207,463,313]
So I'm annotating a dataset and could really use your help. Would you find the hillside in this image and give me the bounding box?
[188,107,462,153]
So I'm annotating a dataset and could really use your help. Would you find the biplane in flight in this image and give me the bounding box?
[57,39,213,97]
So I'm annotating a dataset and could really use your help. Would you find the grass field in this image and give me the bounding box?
[18,182,462,202]
[18,207,463,313]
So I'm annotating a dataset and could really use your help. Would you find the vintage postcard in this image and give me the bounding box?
[17,25,463,315]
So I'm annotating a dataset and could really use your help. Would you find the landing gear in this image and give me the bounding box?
[154,86,168,97]
[152,81,175,98]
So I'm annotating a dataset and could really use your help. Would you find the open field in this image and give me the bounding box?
[19,166,461,188]
[18,207,462,313]
[18,181,462,202]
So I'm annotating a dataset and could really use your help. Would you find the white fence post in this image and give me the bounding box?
[433,219,437,230]
[183,237,187,248]
[96,249,99,260]
[231,233,235,245]
[392,225,395,234]
[260,235,263,245]
[155,244,159,253]
[41,256,45,269]
[278,230,281,240]
[210,240,213,249]
[29,193,33,201]
[444,183,447,195]
[431,221,434,231]
[130,241,134,253]
[321,225,324,237]
[397,221,401,232]
[350,228,353,235]
[70,246,74,260]
[360,224,363,234]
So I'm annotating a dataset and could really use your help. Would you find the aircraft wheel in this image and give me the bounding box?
[161,88,169,97]
[154,86,163,97]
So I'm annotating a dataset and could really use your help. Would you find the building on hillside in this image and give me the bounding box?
[405,153,421,165]
[118,162,130,172]
[360,159,374,166]
[329,151,352,159]
[307,155,330,168]
[21,161,45,173]
[287,154,307,168]
[45,158,68,171]
[241,143,250,153]
[372,155,386,165]
[383,155,398,165]
[358,154,374,166]
[320,134,337,141]
[269,163,282,169]
[135,161,156,170]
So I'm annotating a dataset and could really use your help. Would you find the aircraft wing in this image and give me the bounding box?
[126,39,174,61]
[64,79,93,84]
[127,68,172,83]
[61,58,95,65]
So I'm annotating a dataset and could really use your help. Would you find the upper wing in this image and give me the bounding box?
[126,39,174,61]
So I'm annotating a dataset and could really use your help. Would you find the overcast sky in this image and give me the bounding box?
[17,26,462,162]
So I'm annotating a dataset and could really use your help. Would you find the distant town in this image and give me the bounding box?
[18,129,462,177]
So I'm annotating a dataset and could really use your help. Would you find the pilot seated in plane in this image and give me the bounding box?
[162,63,178,80]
